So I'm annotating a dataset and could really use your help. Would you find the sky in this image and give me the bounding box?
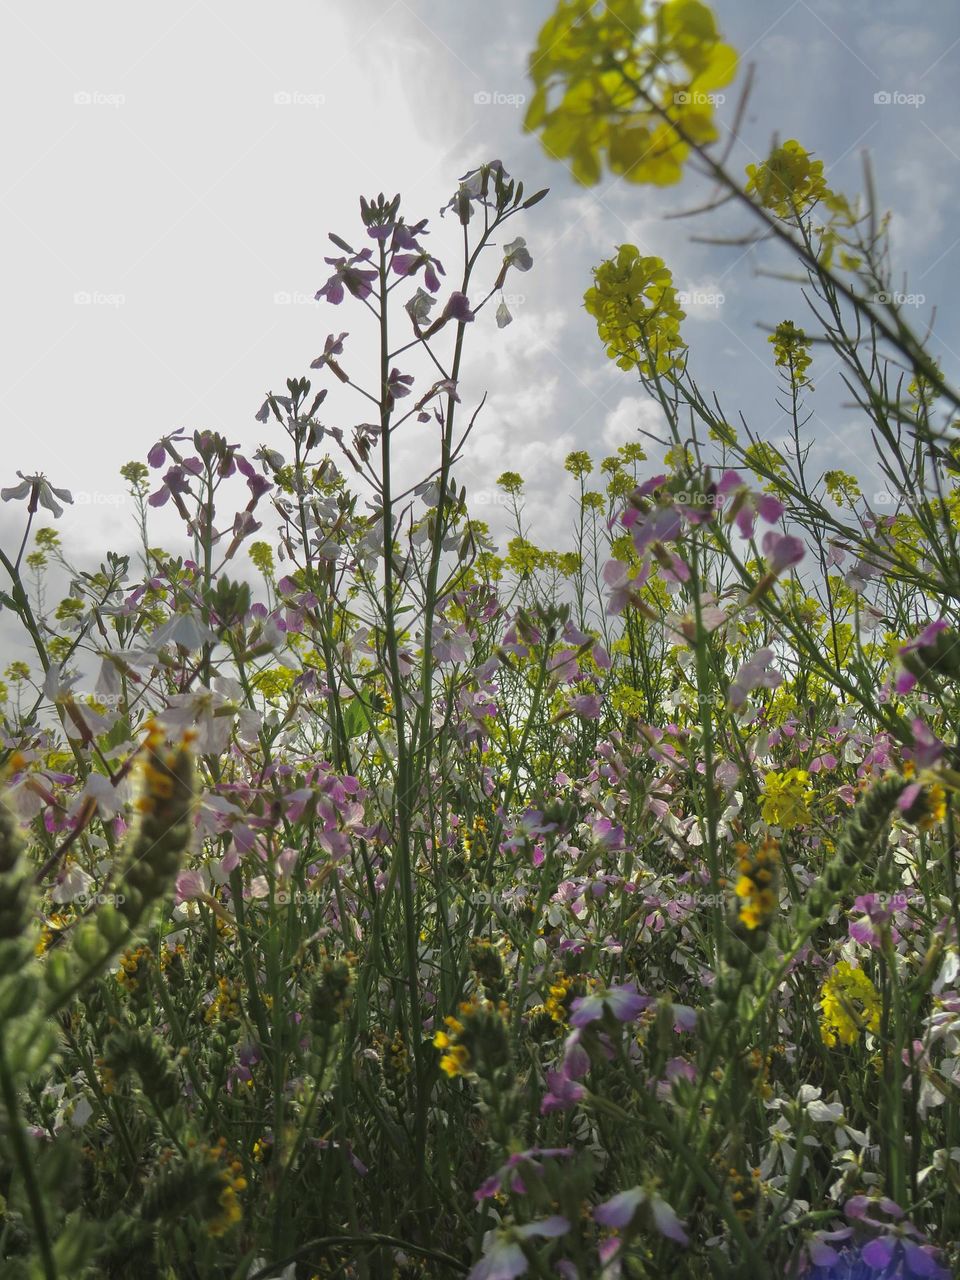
[2,0,959,642]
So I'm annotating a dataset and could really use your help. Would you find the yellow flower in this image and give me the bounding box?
[819,961,881,1047]
[734,837,780,931]
[584,246,686,377]
[745,140,828,218]
[761,769,813,830]
[526,0,737,188]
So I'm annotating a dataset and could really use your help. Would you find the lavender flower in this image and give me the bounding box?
[468,1217,570,1280]
[594,1186,689,1246]
[570,982,652,1027]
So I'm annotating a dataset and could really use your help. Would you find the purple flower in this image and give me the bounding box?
[570,982,652,1028]
[316,250,377,304]
[761,530,805,573]
[392,248,445,292]
[310,331,348,370]
[541,1069,585,1114]
[442,291,474,323]
[900,619,948,654]
[386,368,414,401]
[602,558,650,616]
[729,648,782,709]
[632,505,683,556]
[715,470,784,537]
[147,464,195,510]
[594,1187,689,1246]
[905,717,945,769]
[473,1148,573,1202]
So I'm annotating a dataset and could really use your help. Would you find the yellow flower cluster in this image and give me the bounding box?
[761,769,813,830]
[745,140,828,219]
[585,246,686,377]
[526,0,737,186]
[117,944,151,992]
[545,972,576,1024]
[769,320,813,386]
[820,962,881,1047]
[734,837,780,931]
[433,997,511,1080]
[205,975,241,1024]
[203,1141,247,1238]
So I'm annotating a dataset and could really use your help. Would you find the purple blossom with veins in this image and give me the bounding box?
[147,459,202,510]
[904,717,945,769]
[842,1200,951,1279]
[715,469,784,537]
[386,368,414,401]
[541,1069,586,1114]
[570,982,652,1028]
[235,454,272,502]
[147,430,189,469]
[630,504,684,556]
[896,621,948,693]
[310,331,348,370]
[594,1186,689,1247]
[316,249,377,304]
[603,558,650,616]
[431,620,473,664]
[441,290,474,323]
[391,247,444,293]
[761,529,805,573]
[473,1148,573,1202]
[802,1226,854,1269]
[729,647,783,709]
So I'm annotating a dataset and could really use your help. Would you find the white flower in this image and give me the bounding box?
[502,236,533,271]
[1,471,73,519]
[805,1095,869,1149]
[51,862,94,905]
[148,611,218,652]
[760,1116,815,1178]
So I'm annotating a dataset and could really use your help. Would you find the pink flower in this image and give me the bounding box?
[761,530,805,573]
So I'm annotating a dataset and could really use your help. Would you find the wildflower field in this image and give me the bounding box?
[2,3,960,1277]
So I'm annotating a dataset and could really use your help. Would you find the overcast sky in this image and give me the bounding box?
[2,0,958,608]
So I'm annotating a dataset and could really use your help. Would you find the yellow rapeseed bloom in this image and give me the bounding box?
[761,769,813,830]
[819,961,881,1048]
